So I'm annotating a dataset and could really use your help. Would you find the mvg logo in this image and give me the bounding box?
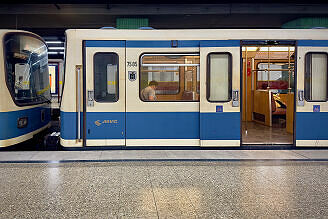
[94,120,119,126]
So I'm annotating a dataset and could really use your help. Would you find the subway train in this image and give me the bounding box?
[0,30,51,147]
[60,29,328,148]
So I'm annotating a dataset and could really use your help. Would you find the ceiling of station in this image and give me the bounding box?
[1,2,327,59]
[1,3,328,35]
[1,0,326,3]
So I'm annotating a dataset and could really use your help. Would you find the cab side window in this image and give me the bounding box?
[5,34,50,106]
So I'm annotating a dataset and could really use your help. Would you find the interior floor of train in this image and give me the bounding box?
[242,121,293,145]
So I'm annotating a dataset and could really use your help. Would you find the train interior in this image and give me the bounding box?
[140,54,200,101]
[241,43,295,145]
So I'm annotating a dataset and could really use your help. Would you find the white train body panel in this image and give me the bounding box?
[61,29,328,147]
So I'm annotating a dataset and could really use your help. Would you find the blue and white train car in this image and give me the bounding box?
[0,30,51,147]
[61,29,328,147]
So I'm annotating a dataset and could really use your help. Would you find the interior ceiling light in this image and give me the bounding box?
[259,47,295,52]
[242,47,258,51]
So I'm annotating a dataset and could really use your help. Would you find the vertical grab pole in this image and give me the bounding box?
[267,46,271,127]
[77,66,81,140]
[245,47,248,131]
[267,46,270,89]
[288,47,291,93]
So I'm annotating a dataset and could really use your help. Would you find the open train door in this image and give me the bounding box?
[200,40,241,147]
[83,40,126,146]
[296,40,328,147]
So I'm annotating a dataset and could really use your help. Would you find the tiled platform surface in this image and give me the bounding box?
[0,150,328,162]
[0,160,327,218]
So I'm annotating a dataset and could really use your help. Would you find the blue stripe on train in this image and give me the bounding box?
[60,111,80,140]
[200,40,240,47]
[126,112,199,139]
[85,40,126,47]
[298,40,328,47]
[61,112,125,140]
[200,112,240,140]
[0,107,51,140]
[126,41,176,48]
[87,112,125,139]
[85,40,328,48]
[296,112,328,140]
[60,111,328,141]
[85,40,240,48]
[60,111,240,140]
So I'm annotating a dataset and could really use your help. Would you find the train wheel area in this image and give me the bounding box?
[0,120,60,151]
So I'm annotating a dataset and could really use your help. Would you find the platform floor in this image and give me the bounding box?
[0,149,327,162]
[0,150,327,218]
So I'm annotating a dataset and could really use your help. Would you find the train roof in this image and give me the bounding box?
[66,28,328,41]
[0,29,38,35]
[0,29,44,42]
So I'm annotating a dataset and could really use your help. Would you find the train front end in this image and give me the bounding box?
[0,30,51,147]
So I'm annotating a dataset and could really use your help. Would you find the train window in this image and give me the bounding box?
[207,53,232,102]
[305,53,328,101]
[4,33,51,106]
[140,54,200,101]
[257,63,294,91]
[94,53,119,102]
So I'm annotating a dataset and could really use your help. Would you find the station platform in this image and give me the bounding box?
[0,149,327,162]
[0,150,327,218]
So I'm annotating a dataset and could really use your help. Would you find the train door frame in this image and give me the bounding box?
[82,40,126,147]
[49,59,64,105]
[199,40,241,147]
[240,40,297,147]
[295,40,328,147]
[48,62,59,100]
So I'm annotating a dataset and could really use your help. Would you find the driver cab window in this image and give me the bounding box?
[5,33,50,105]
